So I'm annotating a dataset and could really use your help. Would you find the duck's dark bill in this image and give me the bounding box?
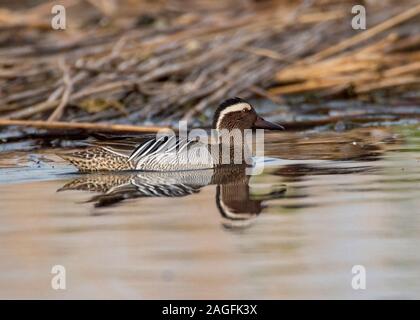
[253,116,285,130]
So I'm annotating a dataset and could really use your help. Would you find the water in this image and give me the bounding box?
[0,126,419,299]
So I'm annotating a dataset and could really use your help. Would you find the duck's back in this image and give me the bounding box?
[60,134,215,172]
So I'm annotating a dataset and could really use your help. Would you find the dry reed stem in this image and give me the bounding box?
[48,59,73,121]
[0,119,169,133]
[307,3,420,62]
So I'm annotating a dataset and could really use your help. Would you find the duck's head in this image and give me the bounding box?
[212,97,284,131]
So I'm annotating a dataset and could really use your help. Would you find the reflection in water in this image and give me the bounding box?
[58,166,287,229]
[263,127,399,161]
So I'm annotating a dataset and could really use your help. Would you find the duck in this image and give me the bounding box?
[60,97,284,172]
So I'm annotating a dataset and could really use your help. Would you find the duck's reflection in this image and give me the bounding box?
[58,165,287,228]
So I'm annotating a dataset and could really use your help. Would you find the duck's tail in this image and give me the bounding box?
[59,148,133,172]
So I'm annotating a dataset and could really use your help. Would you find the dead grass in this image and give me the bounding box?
[0,0,419,133]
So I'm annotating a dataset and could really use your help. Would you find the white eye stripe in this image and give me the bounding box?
[216,103,251,129]
[223,103,251,114]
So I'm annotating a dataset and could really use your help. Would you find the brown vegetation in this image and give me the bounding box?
[0,0,419,133]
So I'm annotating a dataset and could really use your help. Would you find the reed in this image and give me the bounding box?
[0,0,419,133]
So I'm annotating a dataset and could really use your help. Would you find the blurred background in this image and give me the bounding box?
[0,0,420,300]
[0,0,419,130]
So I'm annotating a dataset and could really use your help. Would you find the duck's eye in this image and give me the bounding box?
[242,109,247,113]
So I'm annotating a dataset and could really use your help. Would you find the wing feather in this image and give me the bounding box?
[89,133,199,163]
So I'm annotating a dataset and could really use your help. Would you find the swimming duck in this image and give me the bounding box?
[60,97,284,172]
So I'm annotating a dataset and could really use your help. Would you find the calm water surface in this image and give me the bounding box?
[0,126,419,299]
